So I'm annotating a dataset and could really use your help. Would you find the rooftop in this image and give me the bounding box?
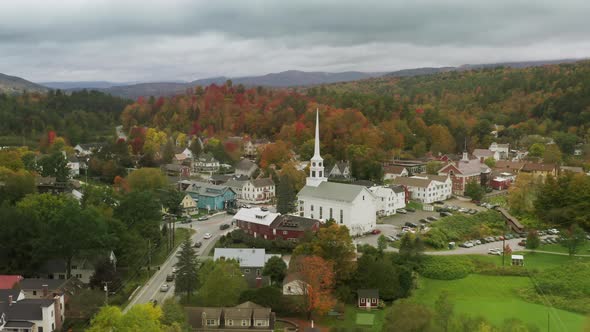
[233,208,280,226]
[213,248,277,268]
[357,289,379,298]
[0,275,23,289]
[18,278,65,290]
[298,181,372,203]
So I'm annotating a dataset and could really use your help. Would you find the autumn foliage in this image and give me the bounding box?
[290,256,336,316]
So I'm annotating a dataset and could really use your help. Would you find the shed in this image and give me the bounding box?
[357,289,379,308]
[511,255,524,266]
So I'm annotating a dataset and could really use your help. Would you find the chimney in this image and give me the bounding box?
[8,295,13,306]
[43,284,48,297]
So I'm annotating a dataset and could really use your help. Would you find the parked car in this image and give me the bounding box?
[166,274,174,282]
[433,201,444,205]
[419,218,428,223]
[468,209,477,215]
[440,211,453,217]
[226,208,237,215]
[149,299,158,306]
[197,216,209,221]
[203,233,212,239]
[171,267,177,274]
[548,228,560,235]
[474,240,482,245]
[386,235,398,242]
[488,248,502,255]
[397,209,407,214]
[486,236,495,243]
[372,229,381,235]
[518,240,527,246]
[404,222,418,228]
[160,284,169,292]
[460,242,474,248]
[427,216,438,221]
[193,241,202,248]
[219,223,230,230]
[458,208,468,213]
[406,207,416,213]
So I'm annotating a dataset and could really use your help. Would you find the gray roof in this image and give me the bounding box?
[4,321,35,328]
[271,215,318,232]
[3,299,54,321]
[357,289,379,298]
[214,248,273,268]
[226,178,248,189]
[235,159,258,171]
[18,278,65,290]
[251,178,274,188]
[298,181,371,203]
[389,184,405,194]
[224,307,252,320]
[187,181,235,198]
[197,152,218,163]
[0,289,21,301]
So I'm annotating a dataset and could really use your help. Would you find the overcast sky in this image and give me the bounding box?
[1,0,590,82]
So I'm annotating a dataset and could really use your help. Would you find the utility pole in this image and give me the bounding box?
[103,281,111,305]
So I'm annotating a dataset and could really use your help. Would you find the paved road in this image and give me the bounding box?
[124,212,234,311]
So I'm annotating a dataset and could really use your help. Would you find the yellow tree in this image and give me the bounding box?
[144,128,168,157]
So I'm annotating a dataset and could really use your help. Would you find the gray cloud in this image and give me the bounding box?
[1,0,589,81]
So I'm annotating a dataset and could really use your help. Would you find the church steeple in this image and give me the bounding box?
[306,109,327,187]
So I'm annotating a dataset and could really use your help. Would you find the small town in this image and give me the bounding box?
[2,1,590,332]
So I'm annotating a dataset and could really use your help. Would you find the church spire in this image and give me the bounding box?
[306,109,327,187]
[313,109,321,159]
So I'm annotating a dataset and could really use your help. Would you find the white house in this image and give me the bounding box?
[489,142,510,160]
[369,185,406,216]
[383,165,409,180]
[73,143,103,157]
[297,111,377,235]
[194,153,220,173]
[0,285,65,332]
[392,174,452,204]
[241,178,275,204]
[473,149,499,162]
[66,155,80,178]
[282,274,309,296]
[234,159,259,178]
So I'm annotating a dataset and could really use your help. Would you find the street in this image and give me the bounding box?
[124,212,235,311]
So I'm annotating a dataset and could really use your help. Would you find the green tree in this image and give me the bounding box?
[115,191,162,244]
[0,150,25,171]
[377,234,388,253]
[0,167,36,204]
[484,157,496,168]
[425,161,443,174]
[561,224,587,256]
[465,181,485,201]
[262,256,287,285]
[354,254,401,301]
[384,299,433,332]
[398,233,424,268]
[276,174,295,214]
[198,259,247,306]
[161,189,185,217]
[542,144,562,164]
[126,168,168,192]
[162,140,176,164]
[175,239,200,301]
[160,298,188,328]
[87,304,163,332]
[38,151,70,182]
[434,291,454,332]
[528,143,545,158]
[525,230,540,252]
[189,139,202,157]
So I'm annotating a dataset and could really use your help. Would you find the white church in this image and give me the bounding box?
[297,110,377,236]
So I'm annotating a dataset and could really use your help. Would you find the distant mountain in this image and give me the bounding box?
[385,59,584,78]
[0,73,48,94]
[41,81,132,90]
[74,71,384,99]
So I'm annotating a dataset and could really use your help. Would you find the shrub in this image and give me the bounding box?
[418,256,474,280]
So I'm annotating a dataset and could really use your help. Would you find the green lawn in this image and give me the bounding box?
[470,252,590,270]
[318,305,385,331]
[411,274,586,332]
[536,242,590,255]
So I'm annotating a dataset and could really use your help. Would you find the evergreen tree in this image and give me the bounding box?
[262,256,287,285]
[276,174,295,214]
[174,239,199,300]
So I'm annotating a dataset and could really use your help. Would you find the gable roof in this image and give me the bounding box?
[298,181,372,203]
[235,159,258,171]
[494,160,525,171]
[271,215,319,232]
[213,248,276,268]
[391,174,448,189]
[439,158,490,175]
[389,184,405,194]
[472,149,495,157]
[251,178,274,188]
[0,289,22,301]
[522,163,557,172]
[18,278,66,290]
[186,181,235,197]
[233,208,280,226]
[197,152,218,163]
[331,161,349,173]
[357,289,379,298]
[383,165,407,175]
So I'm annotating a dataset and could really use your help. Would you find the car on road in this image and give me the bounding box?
[166,274,174,282]
[203,233,212,239]
[460,242,474,248]
[397,208,407,214]
[150,299,158,306]
[193,241,202,248]
[386,235,398,242]
[171,267,177,274]
[488,248,502,255]
[226,208,237,215]
[197,216,209,221]
[427,216,438,221]
[518,240,527,246]
[219,224,230,230]
[371,229,381,235]
[474,240,482,245]
[160,284,169,292]
[404,222,418,228]
[440,211,453,217]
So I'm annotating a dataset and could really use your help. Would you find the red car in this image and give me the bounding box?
[372,229,381,235]
[518,240,527,247]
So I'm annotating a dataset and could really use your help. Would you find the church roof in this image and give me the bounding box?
[298,181,371,203]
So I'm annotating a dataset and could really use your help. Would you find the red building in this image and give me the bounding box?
[233,208,319,241]
[491,177,511,190]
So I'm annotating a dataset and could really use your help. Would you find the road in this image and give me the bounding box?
[124,212,235,311]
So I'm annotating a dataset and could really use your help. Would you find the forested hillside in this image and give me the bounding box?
[0,90,131,146]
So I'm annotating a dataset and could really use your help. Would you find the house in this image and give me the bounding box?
[490,176,512,190]
[184,181,236,211]
[17,279,67,300]
[234,159,258,178]
[493,161,525,174]
[213,248,279,280]
[73,143,104,157]
[37,259,95,284]
[357,289,379,309]
[66,155,80,178]
[241,178,275,204]
[194,153,220,173]
[383,160,426,176]
[472,149,499,162]
[438,152,491,196]
[244,139,270,157]
[489,142,510,159]
[0,294,64,332]
[233,208,320,241]
[180,194,197,216]
[383,165,409,180]
[521,163,558,180]
[392,174,452,204]
[185,301,275,331]
[297,112,377,236]
[328,161,351,180]
[162,164,191,178]
[282,273,308,296]
[369,185,406,216]
[0,276,23,290]
[511,255,524,267]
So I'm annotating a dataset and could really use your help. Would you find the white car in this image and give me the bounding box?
[203,233,212,239]
[548,229,560,235]
[488,248,502,255]
[160,284,169,292]
[171,267,177,274]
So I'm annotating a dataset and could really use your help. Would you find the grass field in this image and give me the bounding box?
[536,242,590,255]
[411,275,586,332]
[318,305,385,331]
[470,251,590,270]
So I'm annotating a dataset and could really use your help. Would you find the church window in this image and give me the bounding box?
[312,162,316,167]
[312,171,316,177]
[319,207,323,219]
[340,209,343,224]
[319,171,323,177]
[330,208,333,219]
[311,205,314,211]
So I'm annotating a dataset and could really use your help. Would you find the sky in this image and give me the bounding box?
[1,0,590,82]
